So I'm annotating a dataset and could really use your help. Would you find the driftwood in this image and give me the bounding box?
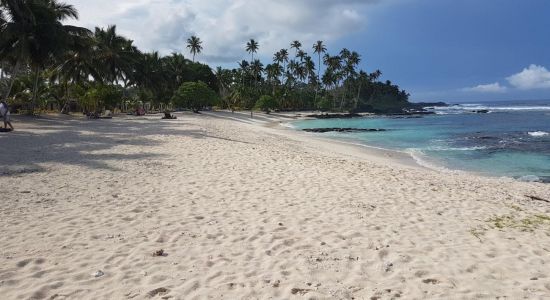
[525,195,550,203]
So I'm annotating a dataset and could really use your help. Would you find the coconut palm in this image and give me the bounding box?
[55,33,100,85]
[250,59,263,87]
[279,49,289,64]
[186,35,202,62]
[264,63,282,94]
[296,49,307,62]
[275,49,289,83]
[215,66,234,109]
[354,70,369,110]
[303,56,316,84]
[313,40,326,85]
[94,25,138,85]
[245,39,259,62]
[0,0,87,111]
[290,40,301,56]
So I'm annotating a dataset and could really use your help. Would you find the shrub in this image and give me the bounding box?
[171,81,219,112]
[254,95,278,113]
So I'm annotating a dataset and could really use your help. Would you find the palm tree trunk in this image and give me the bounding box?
[31,66,40,114]
[314,53,321,106]
[355,79,363,111]
[339,84,345,112]
[3,58,21,102]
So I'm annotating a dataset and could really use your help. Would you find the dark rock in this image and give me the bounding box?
[306,113,362,119]
[303,128,387,133]
[388,110,436,116]
[408,101,448,108]
[471,110,489,113]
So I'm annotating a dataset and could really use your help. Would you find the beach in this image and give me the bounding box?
[1,112,550,299]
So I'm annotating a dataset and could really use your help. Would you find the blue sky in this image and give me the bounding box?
[341,0,550,102]
[68,0,550,102]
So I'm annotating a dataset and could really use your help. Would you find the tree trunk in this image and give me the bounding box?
[3,58,21,102]
[30,66,40,114]
[314,53,321,106]
[61,80,70,114]
[355,79,363,111]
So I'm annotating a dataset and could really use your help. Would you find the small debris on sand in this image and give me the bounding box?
[147,287,169,298]
[291,288,311,295]
[93,270,104,278]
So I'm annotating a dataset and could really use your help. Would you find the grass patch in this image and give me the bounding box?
[470,211,550,241]
[469,228,485,242]
[486,213,550,232]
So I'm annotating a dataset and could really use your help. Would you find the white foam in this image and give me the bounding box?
[434,104,550,113]
[405,148,451,173]
[518,175,541,182]
[528,131,548,137]
[280,122,296,129]
[425,146,487,151]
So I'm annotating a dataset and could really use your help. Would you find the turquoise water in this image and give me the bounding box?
[292,100,550,182]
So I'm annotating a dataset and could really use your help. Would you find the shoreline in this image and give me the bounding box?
[273,111,548,184]
[3,110,545,184]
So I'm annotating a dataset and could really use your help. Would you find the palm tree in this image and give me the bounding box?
[303,56,316,84]
[215,66,234,110]
[273,51,283,65]
[94,25,138,85]
[0,0,87,112]
[341,51,361,109]
[250,59,263,87]
[290,40,301,56]
[264,63,282,94]
[369,69,382,82]
[354,70,368,110]
[186,35,202,62]
[245,39,259,62]
[276,49,289,83]
[339,48,351,61]
[0,0,88,112]
[313,41,326,86]
[165,52,187,88]
[296,50,307,62]
[237,59,249,88]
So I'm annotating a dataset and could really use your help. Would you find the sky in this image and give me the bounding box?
[66,0,550,103]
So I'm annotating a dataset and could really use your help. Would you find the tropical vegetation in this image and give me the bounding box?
[0,0,410,115]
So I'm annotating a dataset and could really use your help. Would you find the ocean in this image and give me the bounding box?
[291,100,550,182]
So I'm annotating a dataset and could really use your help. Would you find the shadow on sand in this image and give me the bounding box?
[0,114,243,176]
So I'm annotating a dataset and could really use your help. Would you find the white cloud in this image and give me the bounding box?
[506,64,550,90]
[462,82,507,93]
[66,0,383,65]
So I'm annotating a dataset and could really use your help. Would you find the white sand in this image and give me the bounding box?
[0,112,549,299]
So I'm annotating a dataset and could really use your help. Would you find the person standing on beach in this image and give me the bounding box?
[0,101,14,131]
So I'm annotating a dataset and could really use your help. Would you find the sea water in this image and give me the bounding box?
[292,100,550,182]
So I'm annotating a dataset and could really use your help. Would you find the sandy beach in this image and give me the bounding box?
[1,112,549,300]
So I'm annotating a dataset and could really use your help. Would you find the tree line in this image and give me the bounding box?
[0,0,410,115]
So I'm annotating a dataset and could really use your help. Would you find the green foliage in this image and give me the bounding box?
[82,84,122,111]
[355,81,410,113]
[0,1,411,114]
[316,96,332,112]
[171,81,218,112]
[254,95,278,113]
